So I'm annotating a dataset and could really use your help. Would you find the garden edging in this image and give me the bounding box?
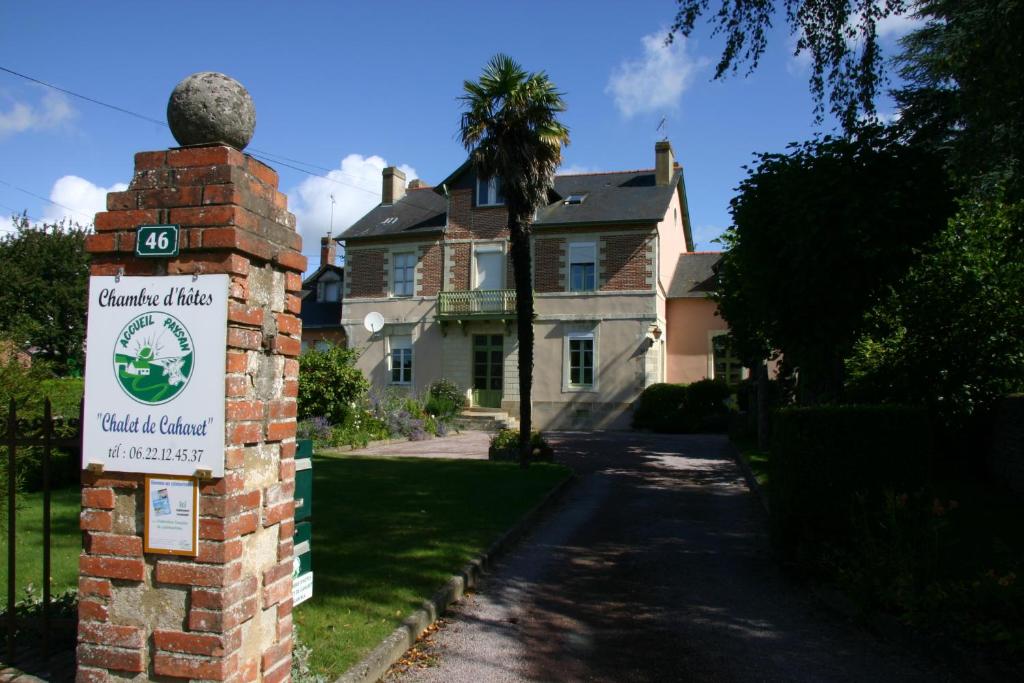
[334,472,577,683]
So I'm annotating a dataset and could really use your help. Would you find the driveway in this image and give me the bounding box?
[323,430,491,459]
[387,431,951,682]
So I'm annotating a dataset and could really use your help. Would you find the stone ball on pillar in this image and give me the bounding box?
[167,72,256,150]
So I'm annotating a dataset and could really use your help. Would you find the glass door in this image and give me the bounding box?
[472,334,503,408]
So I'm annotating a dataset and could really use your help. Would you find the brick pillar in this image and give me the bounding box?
[78,145,305,682]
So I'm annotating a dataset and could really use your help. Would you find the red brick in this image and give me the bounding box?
[285,271,302,293]
[153,628,239,657]
[137,186,203,209]
[262,500,293,527]
[282,379,298,398]
[265,481,295,506]
[84,233,117,254]
[85,533,143,557]
[203,184,245,206]
[76,666,108,683]
[196,538,244,564]
[234,657,260,683]
[191,576,258,610]
[156,559,241,587]
[89,259,158,277]
[279,458,296,480]
[228,421,262,445]
[247,157,279,187]
[262,659,290,683]
[277,538,294,562]
[229,302,264,327]
[190,595,257,632]
[93,209,159,232]
[168,145,244,169]
[285,293,302,314]
[79,622,145,648]
[167,252,252,276]
[134,150,167,170]
[78,599,109,622]
[154,651,236,680]
[82,473,141,489]
[80,509,113,532]
[266,420,296,442]
[106,191,138,211]
[226,376,251,398]
[200,471,245,495]
[79,577,113,599]
[277,612,293,640]
[275,313,301,336]
[200,510,259,540]
[225,446,245,468]
[226,351,248,373]
[170,204,237,228]
[174,164,241,187]
[283,359,299,379]
[274,249,307,273]
[260,638,291,673]
[280,441,297,459]
[80,555,146,581]
[269,400,296,420]
[278,517,295,540]
[263,560,292,587]
[226,400,264,421]
[78,643,145,673]
[227,327,262,351]
[82,487,115,510]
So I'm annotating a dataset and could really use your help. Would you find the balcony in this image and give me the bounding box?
[437,289,516,334]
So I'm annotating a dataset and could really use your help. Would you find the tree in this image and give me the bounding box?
[0,216,90,375]
[297,344,369,425]
[895,0,1024,198]
[459,54,570,467]
[669,0,913,128]
[717,126,952,402]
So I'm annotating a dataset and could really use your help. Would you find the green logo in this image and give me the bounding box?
[113,311,194,405]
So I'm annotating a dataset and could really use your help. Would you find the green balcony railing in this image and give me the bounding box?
[437,289,517,319]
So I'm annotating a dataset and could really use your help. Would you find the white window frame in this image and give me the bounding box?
[567,241,597,292]
[476,177,504,207]
[317,272,341,302]
[392,252,416,297]
[707,332,747,385]
[388,334,413,385]
[563,328,597,392]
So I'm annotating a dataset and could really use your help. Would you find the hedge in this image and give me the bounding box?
[632,379,733,433]
[769,404,932,556]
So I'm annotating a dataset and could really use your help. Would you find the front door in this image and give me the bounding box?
[472,334,503,408]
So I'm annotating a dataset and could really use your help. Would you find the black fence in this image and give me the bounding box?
[2,398,81,671]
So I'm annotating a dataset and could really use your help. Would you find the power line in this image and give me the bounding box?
[0,178,94,220]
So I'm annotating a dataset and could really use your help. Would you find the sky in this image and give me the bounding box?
[0,1,920,274]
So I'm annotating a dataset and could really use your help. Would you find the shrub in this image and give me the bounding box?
[488,429,554,462]
[428,378,466,413]
[632,379,733,433]
[769,404,932,558]
[298,345,369,425]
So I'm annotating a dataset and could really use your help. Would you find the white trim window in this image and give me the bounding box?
[710,333,745,386]
[567,332,595,389]
[389,335,413,385]
[568,242,596,292]
[317,271,341,302]
[392,252,416,297]
[476,176,504,206]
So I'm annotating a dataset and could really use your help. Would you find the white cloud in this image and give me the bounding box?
[0,90,76,138]
[287,153,418,262]
[558,163,600,176]
[787,9,924,74]
[876,10,925,40]
[606,31,709,118]
[43,175,128,226]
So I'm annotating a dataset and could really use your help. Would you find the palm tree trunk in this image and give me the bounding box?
[509,218,533,469]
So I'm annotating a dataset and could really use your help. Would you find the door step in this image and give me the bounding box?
[453,408,517,432]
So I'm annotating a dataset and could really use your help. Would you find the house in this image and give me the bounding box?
[338,140,735,429]
[298,236,346,352]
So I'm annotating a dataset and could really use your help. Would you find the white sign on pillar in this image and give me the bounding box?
[83,274,229,477]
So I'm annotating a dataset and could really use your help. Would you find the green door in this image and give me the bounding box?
[472,334,503,408]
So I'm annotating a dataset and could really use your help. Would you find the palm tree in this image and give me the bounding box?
[459,54,570,468]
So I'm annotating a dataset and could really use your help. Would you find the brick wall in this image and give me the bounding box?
[448,243,472,291]
[600,233,654,291]
[444,188,509,241]
[80,144,303,682]
[347,248,387,298]
[417,242,442,296]
[534,237,565,292]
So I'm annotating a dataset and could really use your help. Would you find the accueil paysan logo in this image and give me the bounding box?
[113,311,194,405]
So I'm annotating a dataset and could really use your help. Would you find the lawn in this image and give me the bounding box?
[294,454,571,678]
[0,486,81,611]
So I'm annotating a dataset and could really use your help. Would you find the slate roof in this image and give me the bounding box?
[299,264,344,328]
[339,167,684,241]
[667,252,722,298]
[341,187,447,240]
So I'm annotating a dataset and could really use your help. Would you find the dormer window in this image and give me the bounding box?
[563,193,587,205]
[317,272,341,302]
[476,177,504,206]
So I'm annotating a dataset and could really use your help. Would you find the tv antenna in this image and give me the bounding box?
[656,116,668,140]
[328,193,336,237]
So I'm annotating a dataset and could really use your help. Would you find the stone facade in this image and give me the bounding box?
[80,145,303,682]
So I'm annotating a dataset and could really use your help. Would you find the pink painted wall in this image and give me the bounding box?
[665,297,729,383]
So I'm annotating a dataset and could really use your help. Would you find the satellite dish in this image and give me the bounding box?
[363,311,384,334]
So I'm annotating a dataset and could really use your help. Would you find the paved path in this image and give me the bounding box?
[388,431,952,682]
[323,431,490,459]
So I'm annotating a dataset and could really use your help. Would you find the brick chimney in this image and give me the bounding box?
[321,235,337,266]
[382,166,406,204]
[656,140,675,186]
